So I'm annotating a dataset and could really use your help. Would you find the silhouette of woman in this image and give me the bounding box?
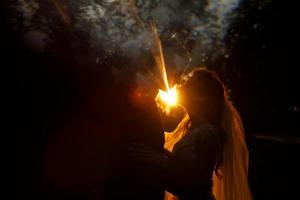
[131,68,252,200]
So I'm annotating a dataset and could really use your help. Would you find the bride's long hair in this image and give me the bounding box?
[164,68,252,200]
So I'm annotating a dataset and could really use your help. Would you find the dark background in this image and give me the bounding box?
[4,0,300,199]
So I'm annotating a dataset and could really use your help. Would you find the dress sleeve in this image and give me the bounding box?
[193,125,222,184]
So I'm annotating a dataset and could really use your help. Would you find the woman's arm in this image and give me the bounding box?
[164,125,222,198]
[129,143,191,196]
[128,127,222,198]
[194,126,222,181]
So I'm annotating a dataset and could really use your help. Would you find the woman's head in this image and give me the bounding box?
[179,68,227,125]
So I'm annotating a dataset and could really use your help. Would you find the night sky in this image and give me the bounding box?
[4,0,300,199]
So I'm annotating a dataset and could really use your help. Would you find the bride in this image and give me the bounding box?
[131,68,252,200]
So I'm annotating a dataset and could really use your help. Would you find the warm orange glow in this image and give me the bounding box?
[150,22,170,91]
[150,23,180,114]
[156,85,178,114]
[158,85,178,105]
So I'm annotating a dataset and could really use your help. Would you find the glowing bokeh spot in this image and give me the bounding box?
[158,85,178,106]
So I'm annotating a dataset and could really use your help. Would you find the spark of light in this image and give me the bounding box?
[151,23,170,91]
[151,23,178,114]
[158,85,178,106]
[51,0,71,25]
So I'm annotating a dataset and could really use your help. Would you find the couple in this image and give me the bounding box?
[106,68,252,200]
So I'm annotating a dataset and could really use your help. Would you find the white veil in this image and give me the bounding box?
[164,100,253,200]
[212,100,252,200]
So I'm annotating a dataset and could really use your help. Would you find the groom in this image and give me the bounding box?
[103,83,167,200]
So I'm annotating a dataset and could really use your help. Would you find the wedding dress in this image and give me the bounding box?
[164,101,253,200]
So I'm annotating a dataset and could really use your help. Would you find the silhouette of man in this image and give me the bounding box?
[103,82,166,200]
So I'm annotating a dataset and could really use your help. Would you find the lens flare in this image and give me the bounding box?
[151,23,179,114]
[156,84,178,115]
[158,85,178,106]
